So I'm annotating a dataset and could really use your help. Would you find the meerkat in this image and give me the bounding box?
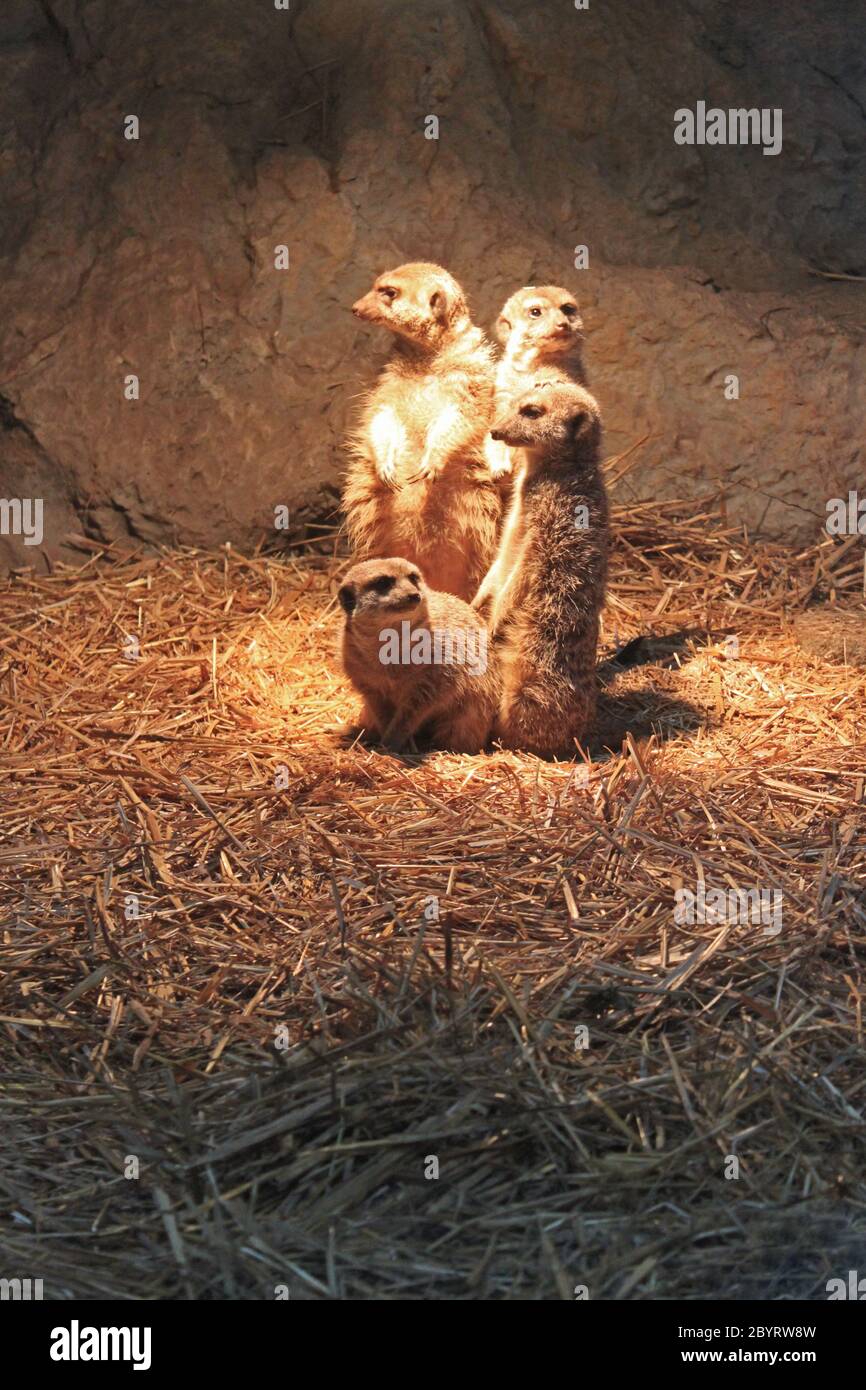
[485,285,587,480]
[472,381,609,759]
[338,556,499,754]
[342,263,502,602]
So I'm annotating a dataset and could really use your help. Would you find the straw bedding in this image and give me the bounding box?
[1,484,864,1300]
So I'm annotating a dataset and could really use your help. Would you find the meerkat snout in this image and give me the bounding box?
[352,287,392,322]
[490,399,549,446]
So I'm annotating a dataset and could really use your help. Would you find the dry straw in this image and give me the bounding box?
[1,487,864,1299]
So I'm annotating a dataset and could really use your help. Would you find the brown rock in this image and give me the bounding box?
[0,0,863,569]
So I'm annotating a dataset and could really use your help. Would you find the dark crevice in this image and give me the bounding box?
[0,393,41,448]
[809,62,866,125]
[37,0,76,67]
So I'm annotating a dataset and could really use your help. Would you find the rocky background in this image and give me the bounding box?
[0,0,863,570]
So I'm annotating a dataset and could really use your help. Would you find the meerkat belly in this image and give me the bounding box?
[391,432,498,597]
[390,493,485,597]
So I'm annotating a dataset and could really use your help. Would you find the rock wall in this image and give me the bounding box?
[1,0,864,570]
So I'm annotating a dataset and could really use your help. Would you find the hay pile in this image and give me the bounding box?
[1,492,865,1300]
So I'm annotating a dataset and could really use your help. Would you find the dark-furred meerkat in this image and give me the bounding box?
[338,556,499,754]
[485,285,587,480]
[343,263,501,601]
[473,381,609,759]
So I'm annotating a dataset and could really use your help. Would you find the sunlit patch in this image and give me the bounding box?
[224,607,349,727]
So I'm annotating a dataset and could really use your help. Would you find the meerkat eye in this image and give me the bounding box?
[372,575,395,594]
[561,304,577,317]
[408,572,421,586]
[528,307,543,318]
[378,287,398,302]
[520,404,545,419]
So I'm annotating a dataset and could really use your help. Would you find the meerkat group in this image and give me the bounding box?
[339,261,609,758]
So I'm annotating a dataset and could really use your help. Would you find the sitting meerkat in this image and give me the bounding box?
[485,285,587,480]
[338,556,499,754]
[473,381,609,759]
[342,263,502,601]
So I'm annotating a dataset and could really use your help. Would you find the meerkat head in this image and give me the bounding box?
[495,286,583,360]
[338,557,428,626]
[490,381,601,456]
[351,263,470,347]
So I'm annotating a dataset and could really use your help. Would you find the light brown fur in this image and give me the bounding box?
[342,263,501,601]
[473,382,609,759]
[339,556,499,754]
[485,285,587,480]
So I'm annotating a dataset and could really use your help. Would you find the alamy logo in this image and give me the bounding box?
[826,1271,866,1300]
[826,491,866,536]
[50,1321,152,1371]
[0,497,43,546]
[674,102,782,156]
[0,1277,43,1299]
[379,621,488,676]
[674,883,782,936]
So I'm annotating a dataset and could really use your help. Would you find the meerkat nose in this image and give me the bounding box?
[490,429,504,441]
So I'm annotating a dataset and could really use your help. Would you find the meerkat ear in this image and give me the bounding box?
[569,409,590,438]
[429,289,450,323]
[495,314,512,344]
[338,583,356,615]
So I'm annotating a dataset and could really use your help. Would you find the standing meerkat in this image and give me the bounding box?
[485,285,587,480]
[338,556,499,754]
[343,263,502,601]
[473,381,609,759]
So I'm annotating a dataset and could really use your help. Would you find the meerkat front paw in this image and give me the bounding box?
[370,408,406,490]
[380,711,417,751]
[406,455,442,485]
[484,437,512,479]
[381,727,415,752]
[376,455,400,489]
[406,403,462,484]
